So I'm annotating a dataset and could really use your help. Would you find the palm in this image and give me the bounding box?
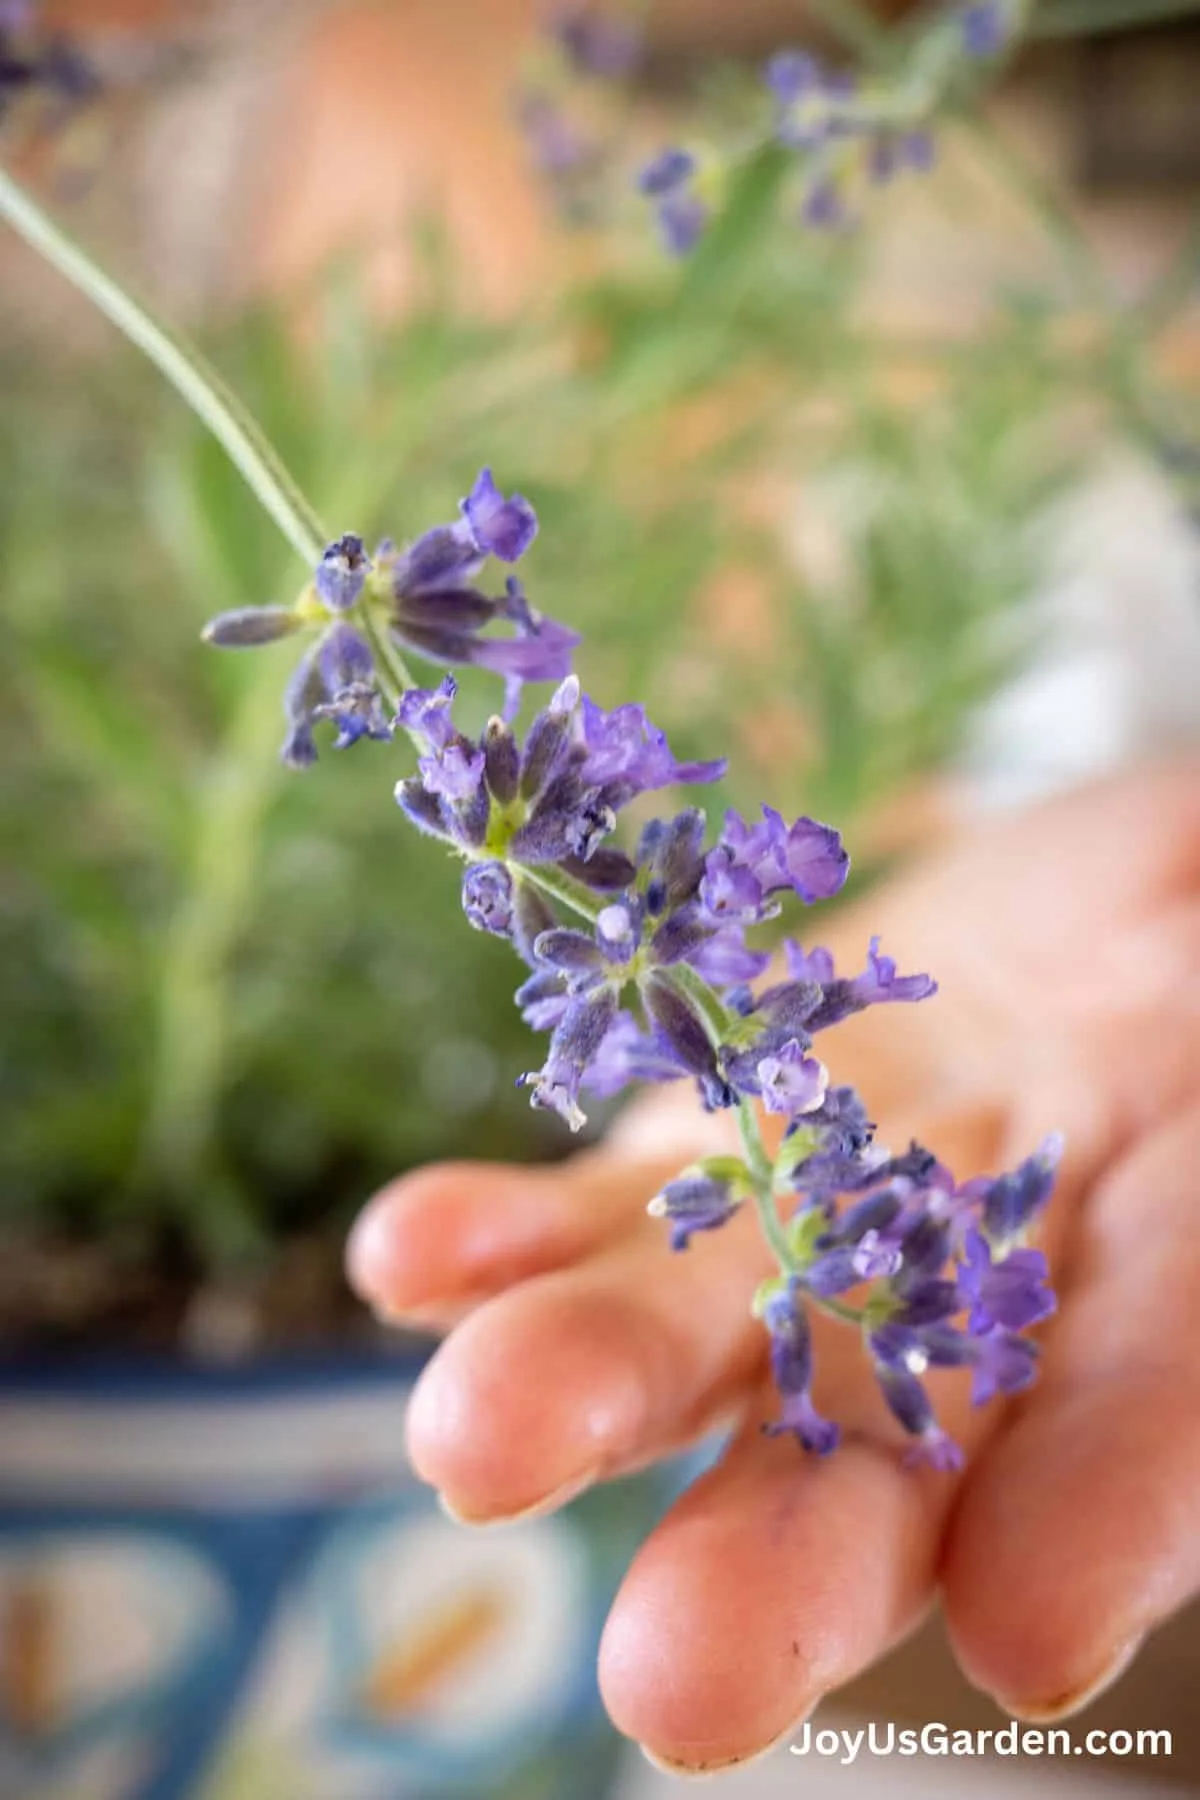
[348,762,1200,1771]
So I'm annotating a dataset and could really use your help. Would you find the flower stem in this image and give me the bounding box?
[738,1098,796,1273]
[813,1294,867,1325]
[0,167,327,569]
[519,860,606,923]
[358,603,418,705]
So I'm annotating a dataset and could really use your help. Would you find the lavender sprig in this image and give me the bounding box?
[208,498,1059,1465]
[0,164,1060,1470]
[636,0,1030,252]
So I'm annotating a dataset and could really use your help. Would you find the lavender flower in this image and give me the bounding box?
[959,1230,1055,1334]
[462,861,515,936]
[519,985,619,1130]
[766,49,852,152]
[961,0,1011,59]
[281,621,391,768]
[700,806,849,923]
[869,1341,964,1472]
[788,935,937,1031]
[202,471,576,763]
[314,533,369,610]
[637,148,709,257]
[963,1133,1063,1248]
[648,1160,747,1252]
[759,1279,840,1454]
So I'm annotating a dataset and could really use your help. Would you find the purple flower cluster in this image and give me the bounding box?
[203,470,578,766]
[204,467,1061,1469]
[633,0,1031,258]
[638,48,935,253]
[637,149,709,258]
[660,1123,1061,1464]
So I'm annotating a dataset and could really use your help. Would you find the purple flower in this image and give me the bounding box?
[964,1132,1063,1247]
[959,1230,1056,1334]
[314,533,370,611]
[686,929,771,989]
[868,1333,963,1471]
[420,739,486,803]
[519,985,619,1131]
[765,49,820,110]
[397,676,487,803]
[379,474,577,707]
[578,697,726,801]
[801,1227,903,1296]
[761,1279,840,1454]
[280,621,387,766]
[789,934,936,1032]
[961,0,1008,58]
[765,47,861,158]
[756,1038,828,1117]
[204,475,576,760]
[581,1009,694,1098]
[460,467,538,564]
[969,1327,1039,1407]
[700,806,848,922]
[642,975,733,1112]
[697,847,769,924]
[649,1168,743,1252]
[462,861,515,937]
[396,675,459,746]
[761,807,849,901]
[637,147,709,256]
[801,178,849,232]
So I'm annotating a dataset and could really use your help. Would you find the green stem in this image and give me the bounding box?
[812,1294,867,1325]
[0,166,326,569]
[136,654,286,1233]
[519,860,606,923]
[738,1099,796,1273]
[358,603,418,704]
[668,959,736,1041]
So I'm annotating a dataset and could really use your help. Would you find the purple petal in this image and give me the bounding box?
[314,533,370,611]
[461,467,539,563]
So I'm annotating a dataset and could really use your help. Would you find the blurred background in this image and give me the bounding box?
[0,1,1198,1797]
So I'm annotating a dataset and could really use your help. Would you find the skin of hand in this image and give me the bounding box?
[347,759,1200,1774]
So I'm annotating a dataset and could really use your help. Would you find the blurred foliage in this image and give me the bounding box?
[0,116,1168,1263]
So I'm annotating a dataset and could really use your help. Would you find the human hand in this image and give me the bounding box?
[347,760,1200,1773]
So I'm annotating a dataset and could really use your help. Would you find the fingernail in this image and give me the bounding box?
[436,1464,603,1528]
[638,1699,822,1778]
[994,1634,1144,1723]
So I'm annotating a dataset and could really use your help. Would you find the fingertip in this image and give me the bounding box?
[943,1372,1200,1714]
[345,1161,544,1316]
[404,1280,651,1520]
[598,1432,934,1770]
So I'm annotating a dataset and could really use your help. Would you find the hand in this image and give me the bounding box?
[347,760,1200,1773]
